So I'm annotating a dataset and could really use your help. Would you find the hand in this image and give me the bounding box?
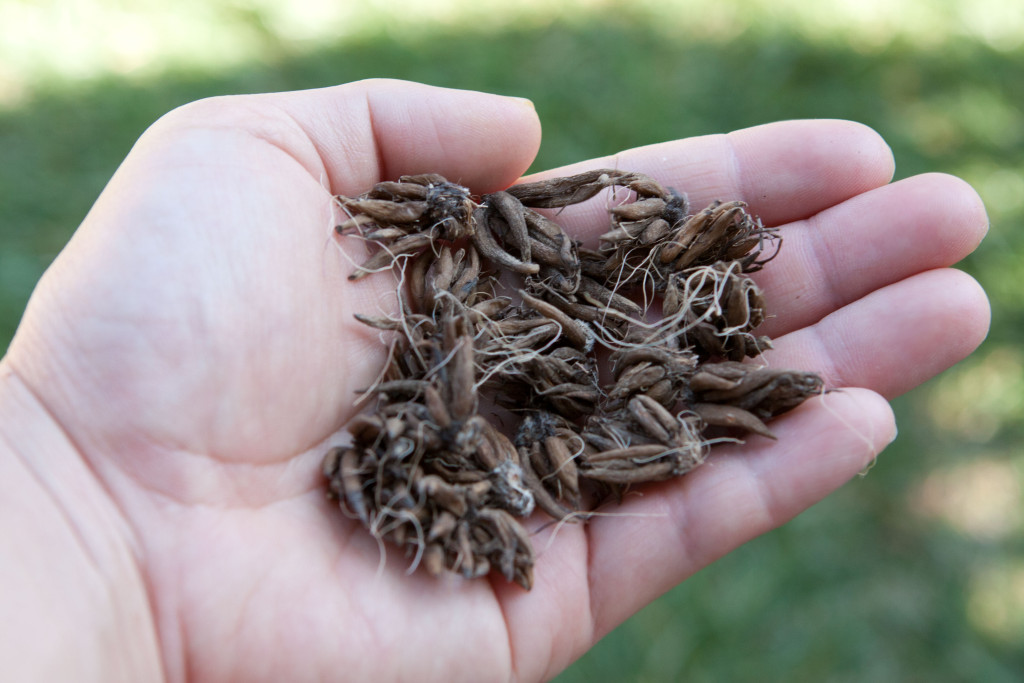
[0,80,989,682]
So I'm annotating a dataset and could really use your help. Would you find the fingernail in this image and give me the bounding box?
[508,96,535,110]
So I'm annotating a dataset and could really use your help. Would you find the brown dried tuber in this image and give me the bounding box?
[324,170,824,589]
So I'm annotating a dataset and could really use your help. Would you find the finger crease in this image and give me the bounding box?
[364,91,390,183]
[804,214,847,315]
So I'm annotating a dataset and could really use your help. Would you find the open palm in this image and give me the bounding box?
[1,80,989,682]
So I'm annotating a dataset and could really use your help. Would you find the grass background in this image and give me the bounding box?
[2,0,1023,679]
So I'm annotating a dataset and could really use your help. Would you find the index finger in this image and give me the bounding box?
[522,119,895,239]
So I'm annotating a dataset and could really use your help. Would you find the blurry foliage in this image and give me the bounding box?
[1,1,1023,680]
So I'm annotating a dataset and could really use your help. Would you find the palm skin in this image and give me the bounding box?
[0,80,989,682]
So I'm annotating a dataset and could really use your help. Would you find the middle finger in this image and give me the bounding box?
[753,172,988,339]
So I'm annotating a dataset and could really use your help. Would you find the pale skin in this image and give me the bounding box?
[0,79,990,681]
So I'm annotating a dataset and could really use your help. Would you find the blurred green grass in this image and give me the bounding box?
[2,1,1023,680]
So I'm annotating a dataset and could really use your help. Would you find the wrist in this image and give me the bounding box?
[0,362,164,682]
